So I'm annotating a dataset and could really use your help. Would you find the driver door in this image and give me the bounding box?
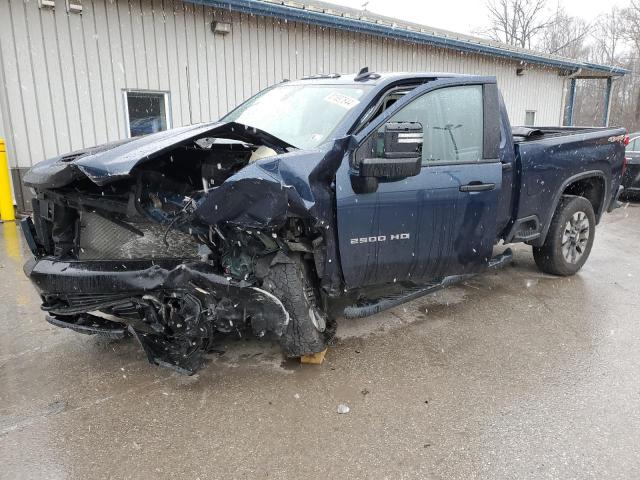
[336,80,502,288]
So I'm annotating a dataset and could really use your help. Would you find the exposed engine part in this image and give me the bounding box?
[219,228,280,280]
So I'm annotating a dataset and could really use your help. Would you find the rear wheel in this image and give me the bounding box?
[533,196,596,276]
[263,254,334,357]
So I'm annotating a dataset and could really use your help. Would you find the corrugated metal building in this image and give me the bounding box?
[0,0,626,211]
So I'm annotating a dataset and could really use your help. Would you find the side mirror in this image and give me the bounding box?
[359,122,422,178]
[382,121,423,159]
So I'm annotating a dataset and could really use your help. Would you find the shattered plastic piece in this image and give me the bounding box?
[337,404,350,414]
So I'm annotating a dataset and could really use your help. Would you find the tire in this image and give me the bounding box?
[533,196,596,276]
[263,254,334,357]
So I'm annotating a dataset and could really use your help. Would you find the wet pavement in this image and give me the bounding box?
[1,203,640,479]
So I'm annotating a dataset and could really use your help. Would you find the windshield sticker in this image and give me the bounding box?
[324,92,360,110]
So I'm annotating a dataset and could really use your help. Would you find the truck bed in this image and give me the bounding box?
[511,125,626,246]
[512,126,613,143]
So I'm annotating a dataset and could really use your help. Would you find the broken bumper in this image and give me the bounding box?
[24,256,290,373]
[25,256,183,299]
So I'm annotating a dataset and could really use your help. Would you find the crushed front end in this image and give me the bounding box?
[21,122,346,373]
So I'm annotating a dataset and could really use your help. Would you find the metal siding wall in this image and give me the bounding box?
[0,94,5,140]
[0,1,32,168]
[0,0,565,172]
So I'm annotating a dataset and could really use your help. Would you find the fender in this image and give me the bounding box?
[533,170,608,247]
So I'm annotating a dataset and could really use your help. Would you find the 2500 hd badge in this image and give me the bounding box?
[350,233,411,244]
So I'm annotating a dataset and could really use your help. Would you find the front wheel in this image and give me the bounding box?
[262,254,334,357]
[533,196,596,276]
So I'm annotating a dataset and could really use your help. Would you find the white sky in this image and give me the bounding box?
[323,0,630,36]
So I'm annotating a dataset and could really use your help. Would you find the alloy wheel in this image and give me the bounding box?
[561,211,590,264]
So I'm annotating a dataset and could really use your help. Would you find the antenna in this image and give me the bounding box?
[353,67,380,82]
[355,67,379,81]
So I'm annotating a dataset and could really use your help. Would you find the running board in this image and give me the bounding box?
[343,248,513,320]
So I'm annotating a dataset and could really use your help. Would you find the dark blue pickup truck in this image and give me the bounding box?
[21,71,627,373]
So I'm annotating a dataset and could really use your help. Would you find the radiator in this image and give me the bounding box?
[78,212,199,260]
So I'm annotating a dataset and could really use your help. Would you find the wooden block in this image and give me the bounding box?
[300,348,327,365]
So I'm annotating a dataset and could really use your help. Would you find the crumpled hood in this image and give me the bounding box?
[194,136,354,229]
[23,122,294,188]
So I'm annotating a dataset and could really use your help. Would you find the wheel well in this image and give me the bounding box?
[531,174,606,247]
[562,176,605,218]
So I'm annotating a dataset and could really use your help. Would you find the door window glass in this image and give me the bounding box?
[125,91,170,137]
[383,85,484,164]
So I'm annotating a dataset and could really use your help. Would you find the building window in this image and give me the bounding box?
[124,90,170,138]
[525,110,536,126]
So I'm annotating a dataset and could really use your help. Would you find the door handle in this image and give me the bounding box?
[459,182,496,192]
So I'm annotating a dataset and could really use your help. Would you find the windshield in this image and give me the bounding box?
[223,84,372,149]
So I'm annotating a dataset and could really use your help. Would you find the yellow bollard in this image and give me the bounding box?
[0,138,15,221]
[2,221,20,260]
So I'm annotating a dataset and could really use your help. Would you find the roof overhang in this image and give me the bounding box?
[186,0,629,77]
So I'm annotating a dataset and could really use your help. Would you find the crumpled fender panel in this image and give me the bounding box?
[195,136,355,291]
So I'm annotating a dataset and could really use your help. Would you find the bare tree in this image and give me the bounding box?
[622,0,640,126]
[485,0,552,48]
[537,7,589,59]
[624,0,640,53]
[481,1,640,130]
[591,7,625,64]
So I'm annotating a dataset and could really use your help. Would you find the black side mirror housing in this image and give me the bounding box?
[359,157,421,178]
[382,121,423,159]
[359,122,423,178]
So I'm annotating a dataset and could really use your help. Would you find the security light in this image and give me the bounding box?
[211,21,232,35]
